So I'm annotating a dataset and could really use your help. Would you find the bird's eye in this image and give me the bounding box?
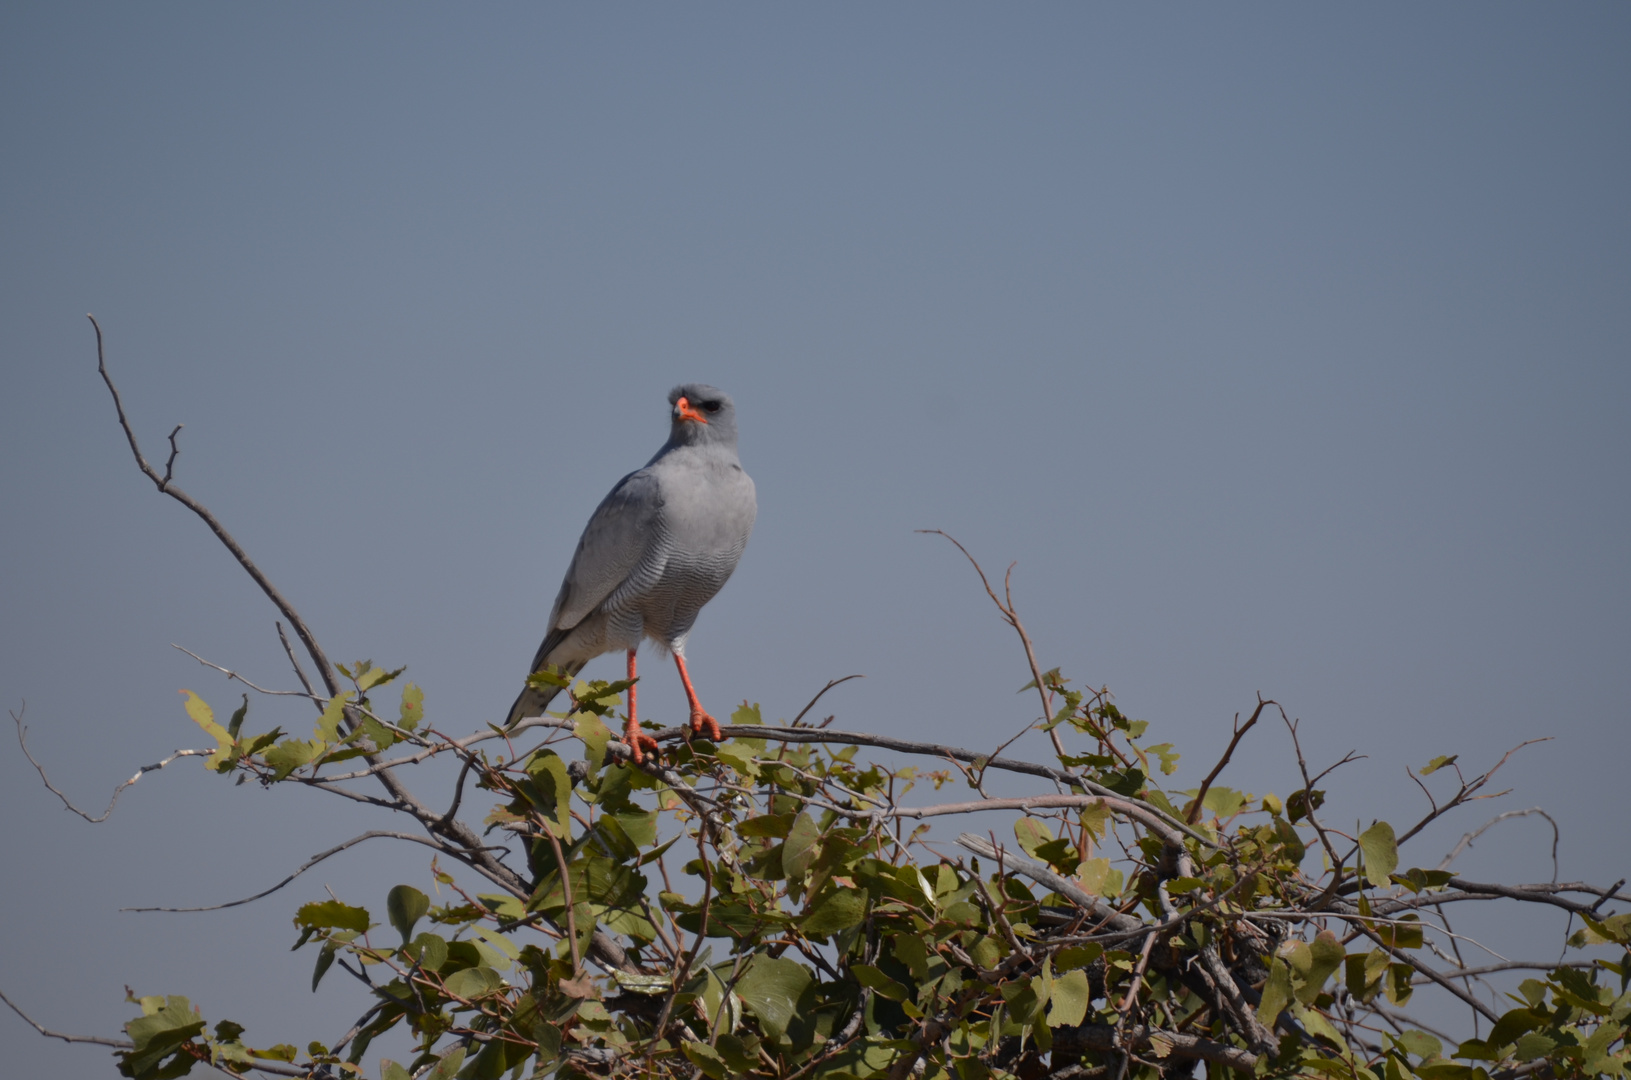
[702,400,722,413]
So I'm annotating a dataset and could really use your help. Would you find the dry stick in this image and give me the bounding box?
[275,620,318,700]
[120,830,483,912]
[918,530,1071,761]
[1436,808,1561,881]
[790,674,864,727]
[12,704,212,823]
[1393,738,1551,849]
[1186,698,1270,824]
[956,833,1141,933]
[541,826,582,977]
[650,836,715,1059]
[89,317,526,901]
[172,644,316,699]
[0,990,310,1080]
[894,794,1189,848]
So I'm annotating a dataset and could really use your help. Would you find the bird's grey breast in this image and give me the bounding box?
[640,447,756,636]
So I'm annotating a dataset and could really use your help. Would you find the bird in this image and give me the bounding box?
[505,384,757,763]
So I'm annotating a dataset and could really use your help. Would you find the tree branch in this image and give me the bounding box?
[12,703,211,823]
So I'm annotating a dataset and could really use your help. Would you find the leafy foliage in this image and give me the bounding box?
[100,672,1629,1080]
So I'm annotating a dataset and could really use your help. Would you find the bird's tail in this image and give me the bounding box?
[505,658,589,728]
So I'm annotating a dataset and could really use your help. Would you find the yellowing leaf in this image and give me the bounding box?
[181,690,232,768]
[1359,820,1399,887]
[1047,969,1091,1028]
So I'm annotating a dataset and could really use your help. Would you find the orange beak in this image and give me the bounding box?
[675,396,709,424]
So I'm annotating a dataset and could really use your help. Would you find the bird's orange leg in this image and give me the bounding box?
[622,648,659,764]
[673,653,722,742]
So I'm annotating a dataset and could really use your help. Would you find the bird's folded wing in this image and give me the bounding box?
[547,468,666,637]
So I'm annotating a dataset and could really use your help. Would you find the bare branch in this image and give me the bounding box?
[275,620,318,702]
[118,830,489,912]
[12,703,210,823]
[0,987,134,1048]
[790,674,864,727]
[172,643,318,700]
[1187,697,1269,824]
[88,318,528,900]
[956,832,1142,933]
[918,530,1069,760]
[1436,808,1561,881]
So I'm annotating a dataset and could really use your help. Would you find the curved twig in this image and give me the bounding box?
[12,703,211,823]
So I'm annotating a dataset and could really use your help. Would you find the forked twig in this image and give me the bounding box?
[918,530,1069,759]
[1187,697,1270,824]
[12,703,211,823]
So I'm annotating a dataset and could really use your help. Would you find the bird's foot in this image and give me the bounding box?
[622,721,661,765]
[689,707,722,743]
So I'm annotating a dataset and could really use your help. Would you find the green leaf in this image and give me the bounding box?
[782,812,820,879]
[387,885,430,944]
[1391,1030,1443,1059]
[181,690,233,770]
[314,693,348,743]
[311,941,339,991]
[420,1047,466,1080]
[575,713,613,773]
[1360,820,1399,887]
[443,966,502,1000]
[851,964,909,1001]
[1013,817,1053,858]
[523,750,573,838]
[1201,785,1246,820]
[731,702,763,725]
[1145,742,1180,775]
[264,738,321,781]
[408,932,449,972]
[610,809,659,848]
[1286,788,1325,824]
[1419,755,1458,776]
[1258,957,1293,1029]
[1047,969,1091,1028]
[225,695,249,740]
[294,899,371,934]
[380,1062,412,1080]
[121,995,207,1080]
[398,683,424,731]
[802,889,867,939]
[1077,858,1123,898]
[735,956,812,1041]
[738,813,794,839]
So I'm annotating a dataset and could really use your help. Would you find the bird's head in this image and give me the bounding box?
[667,384,739,446]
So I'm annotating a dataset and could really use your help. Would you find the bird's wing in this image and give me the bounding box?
[541,467,665,647]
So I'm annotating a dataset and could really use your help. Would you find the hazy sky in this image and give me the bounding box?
[3,4,1628,1076]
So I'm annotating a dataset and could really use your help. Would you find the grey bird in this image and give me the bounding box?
[506,384,756,763]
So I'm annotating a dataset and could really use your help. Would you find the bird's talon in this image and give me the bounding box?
[690,710,723,742]
[623,729,662,765]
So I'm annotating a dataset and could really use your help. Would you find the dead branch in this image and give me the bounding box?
[12,703,211,823]
[1187,697,1270,824]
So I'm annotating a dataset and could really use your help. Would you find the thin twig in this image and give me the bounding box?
[119,831,484,912]
[172,644,318,699]
[1436,808,1561,882]
[918,530,1070,760]
[0,988,134,1049]
[12,704,211,823]
[790,675,864,727]
[1187,698,1269,824]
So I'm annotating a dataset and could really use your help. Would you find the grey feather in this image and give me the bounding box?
[506,384,756,727]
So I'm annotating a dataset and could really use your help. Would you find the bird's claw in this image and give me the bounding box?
[689,708,722,743]
[622,724,661,765]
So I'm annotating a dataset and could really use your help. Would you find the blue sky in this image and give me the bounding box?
[2,4,1628,1074]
